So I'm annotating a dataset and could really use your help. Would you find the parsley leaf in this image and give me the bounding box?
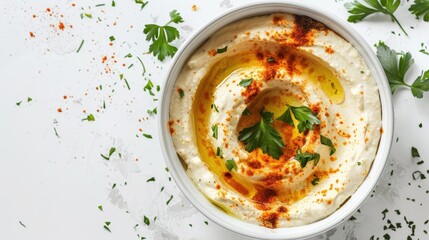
[277,105,320,133]
[409,0,429,21]
[376,41,429,98]
[211,124,218,139]
[345,0,408,36]
[294,149,320,168]
[239,78,253,87]
[225,159,237,171]
[143,10,183,61]
[320,135,336,155]
[238,111,285,159]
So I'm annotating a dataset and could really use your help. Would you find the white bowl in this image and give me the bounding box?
[158,1,394,239]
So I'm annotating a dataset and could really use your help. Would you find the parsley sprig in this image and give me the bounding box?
[409,0,429,21]
[143,10,184,61]
[345,0,408,36]
[376,41,429,98]
[238,111,285,159]
[277,105,320,133]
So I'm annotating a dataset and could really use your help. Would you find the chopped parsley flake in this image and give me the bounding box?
[311,177,320,186]
[239,78,253,87]
[411,147,420,158]
[225,159,237,171]
[143,133,152,139]
[143,216,150,225]
[101,147,116,160]
[211,124,218,139]
[109,36,115,41]
[146,177,155,182]
[82,114,95,121]
[178,88,184,98]
[294,149,320,168]
[216,46,227,54]
[166,195,173,205]
[98,205,103,211]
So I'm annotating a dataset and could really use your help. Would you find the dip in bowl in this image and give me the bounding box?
[159,1,393,239]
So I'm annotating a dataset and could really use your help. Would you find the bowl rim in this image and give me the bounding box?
[158,1,394,239]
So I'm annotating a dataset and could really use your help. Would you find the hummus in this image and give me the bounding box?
[169,13,381,228]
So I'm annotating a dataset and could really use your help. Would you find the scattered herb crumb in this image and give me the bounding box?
[146,177,155,182]
[82,114,95,121]
[101,147,116,160]
[143,216,150,225]
[98,205,103,211]
[166,195,173,205]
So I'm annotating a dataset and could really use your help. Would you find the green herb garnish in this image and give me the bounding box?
[409,0,429,21]
[294,149,320,168]
[82,114,95,121]
[136,56,146,76]
[112,1,116,7]
[103,222,111,232]
[216,147,223,158]
[238,111,285,159]
[345,0,408,36]
[225,159,237,171]
[320,135,336,155]
[239,78,253,87]
[216,46,227,54]
[311,177,320,186]
[101,147,116,160]
[27,97,32,102]
[147,107,157,115]
[376,41,429,98]
[143,216,150,225]
[143,134,152,139]
[76,40,84,53]
[144,80,155,96]
[143,10,183,61]
[109,36,115,41]
[178,88,184,98]
[211,124,218,139]
[98,205,103,211]
[146,177,155,182]
[411,146,420,157]
[277,105,320,133]
[211,103,219,112]
[135,0,148,10]
[166,195,173,205]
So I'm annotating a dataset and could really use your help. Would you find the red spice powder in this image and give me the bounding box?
[57,108,62,113]
[102,56,108,63]
[58,22,65,30]
[29,32,35,38]
[46,8,51,12]
[260,212,279,228]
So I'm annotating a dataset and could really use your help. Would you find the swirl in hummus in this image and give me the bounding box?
[169,13,382,228]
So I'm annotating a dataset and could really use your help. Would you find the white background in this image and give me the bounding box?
[1,0,429,239]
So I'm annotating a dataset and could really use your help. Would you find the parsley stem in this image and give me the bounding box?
[390,14,408,36]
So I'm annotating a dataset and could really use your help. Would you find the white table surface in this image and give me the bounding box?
[2,0,429,239]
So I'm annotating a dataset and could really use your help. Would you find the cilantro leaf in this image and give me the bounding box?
[320,135,336,155]
[409,0,429,21]
[238,111,285,159]
[277,106,320,133]
[216,46,228,54]
[225,159,237,171]
[143,11,183,61]
[345,0,408,36]
[376,42,429,98]
[294,149,320,168]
